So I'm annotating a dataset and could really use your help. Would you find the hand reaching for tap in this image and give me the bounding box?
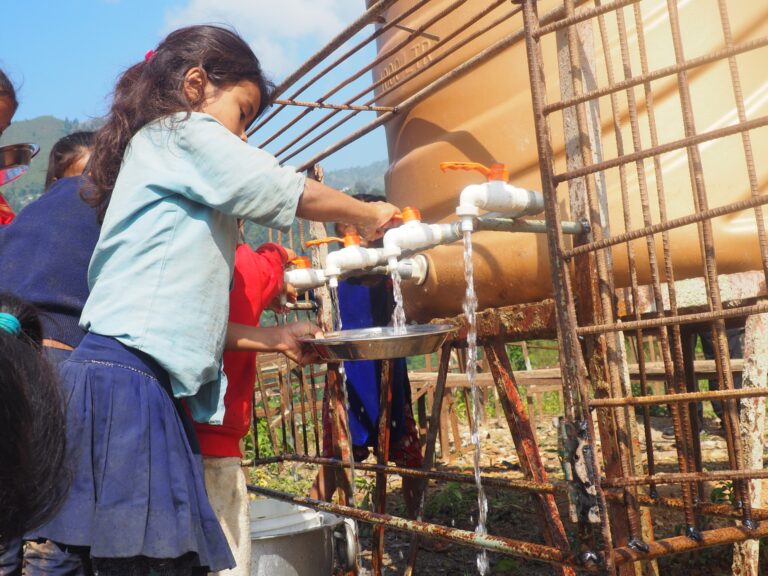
[296,178,400,241]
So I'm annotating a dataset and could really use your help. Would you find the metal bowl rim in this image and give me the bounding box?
[300,323,455,345]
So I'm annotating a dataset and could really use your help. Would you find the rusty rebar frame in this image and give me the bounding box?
[246,0,768,573]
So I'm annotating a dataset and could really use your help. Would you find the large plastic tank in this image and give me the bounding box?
[368,0,768,321]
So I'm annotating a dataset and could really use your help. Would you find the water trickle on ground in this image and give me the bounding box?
[329,285,358,507]
[462,230,489,575]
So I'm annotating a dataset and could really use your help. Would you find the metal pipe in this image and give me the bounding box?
[589,386,768,408]
[475,216,586,235]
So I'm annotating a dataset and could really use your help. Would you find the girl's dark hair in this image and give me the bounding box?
[85,25,274,221]
[0,293,69,540]
[45,131,95,189]
[0,69,18,113]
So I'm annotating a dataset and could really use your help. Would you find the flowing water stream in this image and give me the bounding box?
[462,230,489,575]
[329,285,358,507]
[389,257,407,334]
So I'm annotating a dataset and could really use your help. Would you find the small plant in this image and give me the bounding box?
[710,481,735,505]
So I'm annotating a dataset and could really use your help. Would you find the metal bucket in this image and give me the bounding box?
[250,498,354,576]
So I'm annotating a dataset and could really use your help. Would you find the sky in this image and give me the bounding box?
[0,0,387,170]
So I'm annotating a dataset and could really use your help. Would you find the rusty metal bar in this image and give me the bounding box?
[278,452,557,493]
[608,492,768,522]
[604,468,768,489]
[250,0,432,136]
[553,114,768,185]
[577,301,768,336]
[405,341,452,575]
[254,0,399,111]
[590,386,768,408]
[372,359,394,576]
[520,1,617,571]
[715,0,768,284]
[485,339,575,576]
[535,0,640,38]
[564,193,768,259]
[665,0,752,524]
[247,484,586,568]
[261,0,468,150]
[277,0,516,163]
[273,99,394,113]
[292,0,581,173]
[612,524,768,566]
[544,35,768,116]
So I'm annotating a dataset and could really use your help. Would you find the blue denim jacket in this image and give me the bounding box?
[81,113,304,423]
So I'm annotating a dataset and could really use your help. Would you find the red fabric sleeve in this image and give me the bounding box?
[230,243,289,321]
[0,193,15,225]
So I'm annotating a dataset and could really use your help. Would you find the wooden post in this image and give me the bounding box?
[731,313,768,576]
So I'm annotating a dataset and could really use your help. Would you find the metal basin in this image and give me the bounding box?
[301,323,455,361]
[0,143,40,187]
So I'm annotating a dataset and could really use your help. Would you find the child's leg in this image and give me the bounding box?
[202,458,250,576]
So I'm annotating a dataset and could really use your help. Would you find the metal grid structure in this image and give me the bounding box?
[246,1,768,574]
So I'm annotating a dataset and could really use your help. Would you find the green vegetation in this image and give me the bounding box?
[0,116,102,210]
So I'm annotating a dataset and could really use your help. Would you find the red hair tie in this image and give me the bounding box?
[144,49,156,62]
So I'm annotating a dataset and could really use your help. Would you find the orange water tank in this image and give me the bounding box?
[367,0,768,321]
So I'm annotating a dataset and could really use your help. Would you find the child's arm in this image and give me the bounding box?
[225,321,322,365]
[297,179,399,241]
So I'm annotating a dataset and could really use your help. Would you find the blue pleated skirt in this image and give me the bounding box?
[27,333,234,571]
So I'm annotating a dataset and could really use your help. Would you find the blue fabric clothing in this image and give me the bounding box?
[0,176,99,348]
[80,112,305,424]
[27,333,234,571]
[338,278,409,447]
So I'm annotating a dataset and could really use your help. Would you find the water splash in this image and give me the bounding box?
[329,286,358,507]
[462,230,489,575]
[389,258,407,334]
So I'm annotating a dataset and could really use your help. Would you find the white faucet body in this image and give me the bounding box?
[382,220,459,260]
[456,180,544,231]
[284,267,327,292]
[325,246,386,287]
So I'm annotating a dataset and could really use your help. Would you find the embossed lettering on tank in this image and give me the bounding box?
[380,40,434,91]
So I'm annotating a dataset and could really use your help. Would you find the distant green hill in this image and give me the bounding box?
[0,116,100,211]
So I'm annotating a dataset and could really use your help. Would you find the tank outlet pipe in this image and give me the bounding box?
[306,234,386,288]
[475,214,588,235]
[382,206,459,261]
[390,255,429,285]
[440,162,544,232]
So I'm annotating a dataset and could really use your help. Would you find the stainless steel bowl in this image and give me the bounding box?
[301,324,455,361]
[0,143,40,187]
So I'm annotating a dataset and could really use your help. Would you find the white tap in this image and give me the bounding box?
[441,162,544,232]
[307,234,386,288]
[382,206,459,262]
[283,257,327,292]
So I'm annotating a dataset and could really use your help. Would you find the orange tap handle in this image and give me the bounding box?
[439,161,509,181]
[289,256,311,268]
[305,236,344,248]
[305,234,362,249]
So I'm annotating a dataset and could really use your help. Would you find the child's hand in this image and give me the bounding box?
[356,201,401,241]
[279,321,323,365]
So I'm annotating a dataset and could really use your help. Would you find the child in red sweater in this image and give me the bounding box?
[194,242,298,576]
